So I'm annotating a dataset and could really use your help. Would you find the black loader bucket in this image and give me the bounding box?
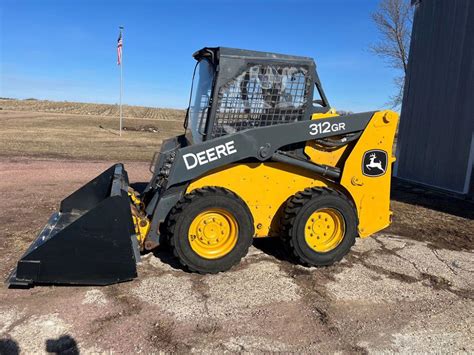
[7,164,140,287]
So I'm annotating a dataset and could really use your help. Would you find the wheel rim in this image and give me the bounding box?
[188,208,238,259]
[304,208,345,253]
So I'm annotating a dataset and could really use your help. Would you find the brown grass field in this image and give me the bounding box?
[0,99,184,161]
[0,99,472,353]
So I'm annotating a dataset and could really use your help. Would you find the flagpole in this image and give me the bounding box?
[119,26,124,136]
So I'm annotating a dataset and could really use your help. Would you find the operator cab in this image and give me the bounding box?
[185,47,331,144]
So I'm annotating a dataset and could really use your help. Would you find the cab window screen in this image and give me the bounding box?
[212,64,310,138]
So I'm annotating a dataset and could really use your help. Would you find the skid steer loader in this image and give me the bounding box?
[8,47,398,286]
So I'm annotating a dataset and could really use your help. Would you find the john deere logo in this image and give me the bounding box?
[362,150,387,177]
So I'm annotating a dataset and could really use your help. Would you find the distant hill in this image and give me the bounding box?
[0,98,185,121]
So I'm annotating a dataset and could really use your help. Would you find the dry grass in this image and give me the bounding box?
[0,101,185,161]
[0,98,184,120]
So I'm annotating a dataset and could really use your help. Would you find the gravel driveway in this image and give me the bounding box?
[0,158,472,353]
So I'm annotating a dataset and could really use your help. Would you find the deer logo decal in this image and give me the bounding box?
[362,150,388,177]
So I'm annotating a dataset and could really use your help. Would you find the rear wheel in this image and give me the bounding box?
[166,187,254,273]
[282,187,357,266]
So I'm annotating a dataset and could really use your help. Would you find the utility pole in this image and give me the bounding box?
[118,26,124,136]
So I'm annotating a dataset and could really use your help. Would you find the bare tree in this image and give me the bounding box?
[371,0,414,108]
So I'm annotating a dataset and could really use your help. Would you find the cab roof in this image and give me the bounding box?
[193,47,316,67]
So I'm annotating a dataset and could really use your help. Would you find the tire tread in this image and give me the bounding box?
[281,187,357,266]
[166,186,253,273]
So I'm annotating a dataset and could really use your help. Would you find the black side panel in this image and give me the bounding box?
[8,164,137,286]
[61,165,117,212]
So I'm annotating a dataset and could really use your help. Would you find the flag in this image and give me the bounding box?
[117,30,123,65]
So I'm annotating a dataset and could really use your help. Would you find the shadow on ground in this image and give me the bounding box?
[0,335,79,355]
[392,177,474,219]
[252,237,292,262]
[151,246,186,272]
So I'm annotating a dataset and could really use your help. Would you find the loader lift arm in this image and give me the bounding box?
[165,112,374,187]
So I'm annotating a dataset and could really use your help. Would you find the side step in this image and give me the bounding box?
[7,164,140,287]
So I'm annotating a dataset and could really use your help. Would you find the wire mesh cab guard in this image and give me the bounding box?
[211,64,311,138]
[190,47,330,142]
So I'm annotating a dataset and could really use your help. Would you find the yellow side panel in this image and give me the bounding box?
[305,111,348,167]
[186,163,329,237]
[311,110,339,120]
[340,110,399,237]
[305,142,349,167]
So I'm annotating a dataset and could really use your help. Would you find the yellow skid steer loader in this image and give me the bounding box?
[8,47,398,286]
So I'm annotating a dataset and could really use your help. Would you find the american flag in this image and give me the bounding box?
[117,30,123,65]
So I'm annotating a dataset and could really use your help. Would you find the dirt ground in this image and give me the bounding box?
[0,157,472,353]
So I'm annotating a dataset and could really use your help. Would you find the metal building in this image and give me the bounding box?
[395,0,474,197]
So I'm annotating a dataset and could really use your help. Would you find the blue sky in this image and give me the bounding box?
[1,0,399,112]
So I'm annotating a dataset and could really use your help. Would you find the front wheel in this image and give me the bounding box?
[282,187,358,266]
[166,187,254,273]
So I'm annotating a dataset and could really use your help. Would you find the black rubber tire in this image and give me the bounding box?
[281,187,357,266]
[166,187,254,273]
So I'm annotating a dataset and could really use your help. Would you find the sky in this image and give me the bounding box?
[0,0,400,112]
